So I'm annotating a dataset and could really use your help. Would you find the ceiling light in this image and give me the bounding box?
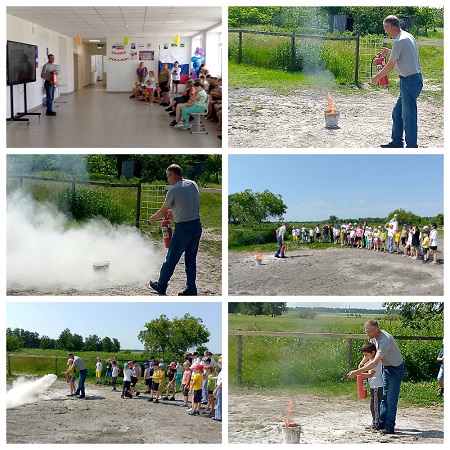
[89,40,101,43]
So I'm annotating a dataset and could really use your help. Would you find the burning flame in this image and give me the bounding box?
[254,248,262,261]
[284,400,296,427]
[325,92,337,115]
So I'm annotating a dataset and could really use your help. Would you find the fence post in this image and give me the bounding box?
[55,357,58,375]
[238,31,243,64]
[237,334,243,385]
[354,35,360,85]
[291,34,296,71]
[8,355,11,376]
[71,181,76,203]
[347,338,353,371]
[135,181,142,229]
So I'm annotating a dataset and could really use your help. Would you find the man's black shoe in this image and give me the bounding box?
[46,111,57,116]
[165,107,173,112]
[380,142,403,148]
[149,280,167,295]
[169,112,176,116]
[379,429,395,435]
[178,289,198,296]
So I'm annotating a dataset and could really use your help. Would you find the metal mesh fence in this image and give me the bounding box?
[359,37,388,82]
[139,184,168,232]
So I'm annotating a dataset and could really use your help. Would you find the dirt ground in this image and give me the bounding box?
[7,230,221,296]
[228,87,444,148]
[6,379,222,444]
[228,391,443,444]
[228,244,444,296]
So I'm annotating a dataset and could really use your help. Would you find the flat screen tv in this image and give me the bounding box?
[7,40,37,86]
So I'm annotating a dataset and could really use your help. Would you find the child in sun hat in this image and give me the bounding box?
[188,364,204,415]
[95,357,103,385]
[121,362,133,399]
[66,358,76,396]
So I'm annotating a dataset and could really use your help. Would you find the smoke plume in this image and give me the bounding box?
[7,192,163,289]
[6,374,57,409]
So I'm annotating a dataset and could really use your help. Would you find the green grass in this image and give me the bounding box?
[228,312,443,404]
[230,382,443,408]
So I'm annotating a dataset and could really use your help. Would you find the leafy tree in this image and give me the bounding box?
[262,302,287,317]
[72,333,84,351]
[229,189,287,224]
[196,345,208,356]
[7,335,25,352]
[228,303,240,314]
[57,328,75,351]
[112,338,121,353]
[84,334,102,352]
[40,336,56,349]
[138,314,210,358]
[383,302,443,332]
[237,302,263,316]
[101,336,113,353]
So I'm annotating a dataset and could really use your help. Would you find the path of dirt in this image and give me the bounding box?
[228,87,444,148]
[6,380,222,444]
[228,391,443,444]
[228,245,443,296]
[7,243,221,296]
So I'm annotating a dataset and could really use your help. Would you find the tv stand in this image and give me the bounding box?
[7,84,41,123]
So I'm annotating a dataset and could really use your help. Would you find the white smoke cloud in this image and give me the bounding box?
[6,374,57,409]
[7,192,163,289]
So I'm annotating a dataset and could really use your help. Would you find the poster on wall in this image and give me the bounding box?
[131,43,136,49]
[139,50,154,61]
[109,43,129,61]
[139,43,145,49]
[130,50,138,60]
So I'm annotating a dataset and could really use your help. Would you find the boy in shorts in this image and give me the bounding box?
[149,363,165,403]
[179,361,192,407]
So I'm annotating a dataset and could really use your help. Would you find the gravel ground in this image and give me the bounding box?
[228,244,443,296]
[228,87,444,148]
[7,236,221,296]
[228,390,443,444]
[6,379,222,444]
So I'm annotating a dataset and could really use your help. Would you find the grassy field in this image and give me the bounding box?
[7,349,220,385]
[228,312,443,407]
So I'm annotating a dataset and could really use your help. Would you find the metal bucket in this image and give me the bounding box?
[325,112,340,129]
[255,259,262,266]
[93,261,110,273]
[280,424,302,444]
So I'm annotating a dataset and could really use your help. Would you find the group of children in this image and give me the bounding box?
[128,64,222,136]
[77,352,222,421]
[289,222,439,264]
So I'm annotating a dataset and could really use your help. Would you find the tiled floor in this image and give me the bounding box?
[7,83,222,149]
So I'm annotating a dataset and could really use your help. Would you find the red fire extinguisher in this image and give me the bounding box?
[51,70,57,86]
[357,375,367,399]
[372,52,389,87]
[161,219,172,248]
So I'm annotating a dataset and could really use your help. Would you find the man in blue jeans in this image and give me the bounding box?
[149,164,202,296]
[348,320,404,435]
[64,353,88,399]
[41,54,58,116]
[371,15,423,148]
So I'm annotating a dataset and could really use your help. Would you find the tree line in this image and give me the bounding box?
[6,327,121,353]
[228,189,443,228]
[229,303,287,317]
[229,6,443,37]
[7,154,222,185]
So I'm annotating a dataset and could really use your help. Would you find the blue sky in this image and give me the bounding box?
[6,302,222,353]
[229,155,443,221]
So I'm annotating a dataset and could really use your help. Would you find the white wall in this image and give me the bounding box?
[6,14,76,116]
[106,38,192,92]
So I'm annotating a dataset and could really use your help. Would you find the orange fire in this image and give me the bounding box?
[325,92,337,115]
[254,248,262,261]
[284,400,296,427]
